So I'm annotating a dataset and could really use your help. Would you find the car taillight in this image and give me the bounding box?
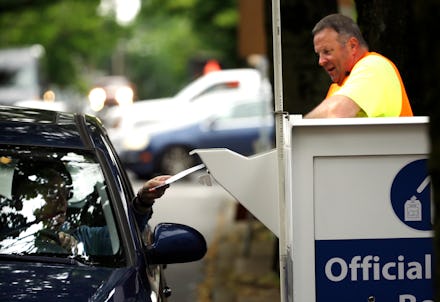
[226,81,240,88]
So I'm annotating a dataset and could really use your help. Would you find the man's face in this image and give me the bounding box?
[37,178,68,228]
[313,28,353,85]
[22,174,69,229]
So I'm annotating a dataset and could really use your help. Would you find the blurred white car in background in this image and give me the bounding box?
[107,68,273,177]
[107,68,271,133]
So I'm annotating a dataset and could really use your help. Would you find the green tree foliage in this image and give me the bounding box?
[138,0,238,66]
[0,0,126,92]
[0,0,240,100]
[126,0,239,99]
[125,9,203,99]
[186,0,239,67]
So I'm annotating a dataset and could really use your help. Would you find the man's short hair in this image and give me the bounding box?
[312,13,368,48]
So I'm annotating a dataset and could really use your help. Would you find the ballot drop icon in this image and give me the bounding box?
[390,159,432,231]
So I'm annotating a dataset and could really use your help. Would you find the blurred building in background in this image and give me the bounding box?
[238,0,267,61]
[0,45,46,105]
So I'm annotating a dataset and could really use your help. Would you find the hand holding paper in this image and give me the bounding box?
[149,163,206,191]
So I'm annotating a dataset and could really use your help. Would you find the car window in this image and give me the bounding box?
[231,102,268,118]
[0,148,123,265]
[205,100,273,131]
[216,101,271,120]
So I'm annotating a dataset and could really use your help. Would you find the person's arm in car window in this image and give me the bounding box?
[132,175,171,228]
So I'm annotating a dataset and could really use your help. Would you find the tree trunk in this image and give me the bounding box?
[265,0,337,115]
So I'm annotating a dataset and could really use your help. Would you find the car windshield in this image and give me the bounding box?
[0,147,124,266]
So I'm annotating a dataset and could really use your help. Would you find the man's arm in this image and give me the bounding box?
[305,94,361,118]
[132,175,171,227]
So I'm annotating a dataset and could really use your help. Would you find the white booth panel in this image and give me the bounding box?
[314,155,432,240]
[190,117,433,302]
[289,117,432,302]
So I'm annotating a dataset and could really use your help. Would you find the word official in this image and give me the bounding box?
[325,254,432,282]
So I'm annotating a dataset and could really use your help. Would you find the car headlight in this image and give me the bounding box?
[123,134,150,151]
[115,86,134,107]
[88,87,106,112]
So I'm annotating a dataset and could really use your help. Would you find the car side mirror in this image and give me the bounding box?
[146,222,207,264]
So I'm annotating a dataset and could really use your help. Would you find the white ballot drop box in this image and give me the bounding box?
[191,116,432,302]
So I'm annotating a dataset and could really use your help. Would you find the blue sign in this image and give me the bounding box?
[315,159,433,301]
[390,159,431,231]
[315,238,433,301]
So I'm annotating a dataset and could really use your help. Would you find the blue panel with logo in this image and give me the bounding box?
[315,238,433,301]
[315,159,433,301]
[390,159,431,231]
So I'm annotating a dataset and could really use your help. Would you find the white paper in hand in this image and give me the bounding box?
[151,163,206,190]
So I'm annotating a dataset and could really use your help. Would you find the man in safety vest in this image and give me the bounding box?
[305,13,413,118]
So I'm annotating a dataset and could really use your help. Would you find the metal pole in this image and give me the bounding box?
[271,0,289,301]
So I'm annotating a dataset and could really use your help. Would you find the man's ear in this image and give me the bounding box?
[348,37,358,51]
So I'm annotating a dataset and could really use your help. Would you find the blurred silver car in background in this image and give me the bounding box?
[106,68,271,131]
[106,68,273,177]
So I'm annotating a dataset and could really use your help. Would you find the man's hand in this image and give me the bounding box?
[135,175,171,211]
[58,231,78,254]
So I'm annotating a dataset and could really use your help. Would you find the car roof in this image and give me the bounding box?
[0,105,103,149]
[174,68,261,101]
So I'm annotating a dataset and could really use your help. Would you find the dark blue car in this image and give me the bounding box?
[0,106,206,301]
[117,99,274,178]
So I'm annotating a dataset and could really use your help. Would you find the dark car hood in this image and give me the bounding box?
[0,260,144,301]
